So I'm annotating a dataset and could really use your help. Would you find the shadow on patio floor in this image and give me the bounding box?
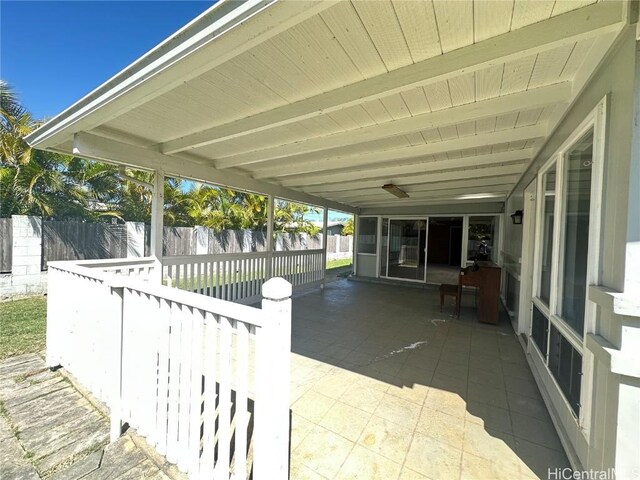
[286,279,570,479]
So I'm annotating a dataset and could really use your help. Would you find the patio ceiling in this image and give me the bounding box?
[26,0,629,211]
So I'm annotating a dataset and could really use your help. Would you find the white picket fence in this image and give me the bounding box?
[163,249,324,304]
[47,259,291,479]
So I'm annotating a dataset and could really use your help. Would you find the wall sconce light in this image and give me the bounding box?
[510,210,523,225]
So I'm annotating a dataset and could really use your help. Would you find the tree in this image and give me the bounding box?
[342,217,354,235]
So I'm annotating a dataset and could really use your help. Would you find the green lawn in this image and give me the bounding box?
[326,258,353,270]
[0,297,47,360]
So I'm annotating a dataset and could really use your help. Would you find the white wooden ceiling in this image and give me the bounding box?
[49,0,626,210]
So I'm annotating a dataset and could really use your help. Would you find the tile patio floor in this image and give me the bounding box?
[287,279,571,480]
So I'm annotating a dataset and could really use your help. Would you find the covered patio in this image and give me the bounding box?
[25,0,640,478]
[288,279,569,479]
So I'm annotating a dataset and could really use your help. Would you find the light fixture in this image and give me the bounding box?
[510,210,524,225]
[382,184,409,198]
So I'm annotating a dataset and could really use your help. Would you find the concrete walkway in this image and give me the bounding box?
[0,353,185,480]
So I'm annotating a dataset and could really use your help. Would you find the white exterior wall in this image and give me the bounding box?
[504,29,640,476]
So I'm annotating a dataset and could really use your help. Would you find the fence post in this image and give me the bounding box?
[255,278,291,478]
[45,267,62,368]
[110,285,125,442]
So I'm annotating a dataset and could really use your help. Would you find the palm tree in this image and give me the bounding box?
[0,80,36,166]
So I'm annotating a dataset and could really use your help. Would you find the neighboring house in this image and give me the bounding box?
[311,221,346,235]
[25,2,640,479]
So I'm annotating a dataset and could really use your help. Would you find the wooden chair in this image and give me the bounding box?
[439,282,462,318]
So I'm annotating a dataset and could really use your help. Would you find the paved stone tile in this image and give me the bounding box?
[398,466,431,479]
[506,389,551,422]
[416,407,465,448]
[319,401,371,442]
[294,425,354,479]
[510,411,564,451]
[515,437,572,478]
[336,444,402,480]
[292,390,336,424]
[290,462,328,479]
[291,413,316,451]
[405,432,462,480]
[423,387,467,419]
[339,384,386,415]
[462,422,521,472]
[0,434,41,480]
[49,449,103,480]
[0,354,185,480]
[467,380,509,409]
[357,415,413,464]
[464,400,513,435]
[460,451,520,480]
[372,394,421,430]
[386,381,429,405]
[429,371,468,396]
[504,374,543,400]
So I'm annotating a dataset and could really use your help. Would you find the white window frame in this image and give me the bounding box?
[529,97,607,439]
[356,215,379,257]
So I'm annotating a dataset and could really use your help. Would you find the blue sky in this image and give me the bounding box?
[1,1,212,119]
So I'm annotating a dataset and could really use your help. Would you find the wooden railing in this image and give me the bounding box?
[46,259,291,480]
[163,249,324,304]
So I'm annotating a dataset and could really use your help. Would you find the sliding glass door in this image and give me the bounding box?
[385,219,426,282]
[378,215,498,284]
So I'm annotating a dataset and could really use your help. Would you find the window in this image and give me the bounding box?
[531,305,549,356]
[558,131,594,336]
[357,217,378,254]
[380,218,389,276]
[549,325,582,417]
[467,216,497,262]
[528,96,605,428]
[539,166,556,305]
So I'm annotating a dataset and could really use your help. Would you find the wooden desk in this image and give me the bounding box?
[459,262,501,324]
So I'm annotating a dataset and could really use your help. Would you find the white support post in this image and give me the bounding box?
[150,169,165,284]
[321,207,328,290]
[110,285,125,442]
[266,195,274,279]
[255,278,292,478]
[353,214,358,276]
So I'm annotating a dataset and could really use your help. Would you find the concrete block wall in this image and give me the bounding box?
[0,215,47,300]
[326,234,354,261]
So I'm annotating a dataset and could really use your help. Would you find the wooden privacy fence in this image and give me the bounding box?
[42,220,128,269]
[1,216,351,274]
[0,218,11,273]
[163,249,324,304]
[46,260,291,480]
